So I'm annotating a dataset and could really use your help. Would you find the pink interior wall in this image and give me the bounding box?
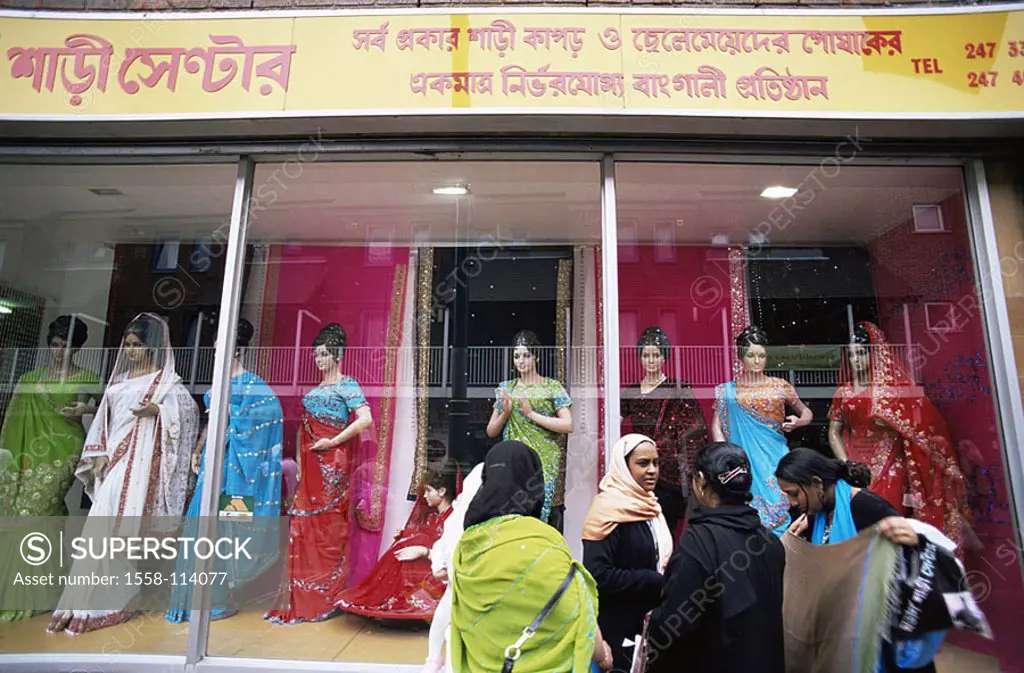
[618,244,736,421]
[869,196,1023,669]
[264,244,409,585]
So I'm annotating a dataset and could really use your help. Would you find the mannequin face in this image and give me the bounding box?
[424,485,447,509]
[741,344,768,374]
[123,333,150,365]
[512,346,536,376]
[640,346,665,377]
[626,441,659,491]
[313,344,337,372]
[49,336,72,367]
[849,343,871,379]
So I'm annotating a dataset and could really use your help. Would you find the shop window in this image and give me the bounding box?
[200,160,602,665]
[0,162,237,656]
[616,162,1020,669]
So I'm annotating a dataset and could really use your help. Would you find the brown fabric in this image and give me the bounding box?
[781,530,875,673]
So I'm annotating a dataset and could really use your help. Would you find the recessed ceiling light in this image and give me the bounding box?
[760,186,798,199]
[432,185,470,196]
[88,188,124,196]
[0,306,12,315]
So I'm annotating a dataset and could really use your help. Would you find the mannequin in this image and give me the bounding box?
[828,321,969,546]
[486,330,573,531]
[711,325,812,535]
[165,318,284,624]
[265,323,374,624]
[620,326,707,534]
[0,315,99,623]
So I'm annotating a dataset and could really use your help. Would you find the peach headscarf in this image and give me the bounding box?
[581,433,673,572]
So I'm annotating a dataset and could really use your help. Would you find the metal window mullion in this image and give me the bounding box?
[600,155,620,467]
[964,159,1024,580]
[185,157,255,671]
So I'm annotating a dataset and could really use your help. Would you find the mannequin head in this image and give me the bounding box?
[511,330,541,378]
[849,324,872,382]
[423,463,458,510]
[47,315,88,369]
[736,325,769,375]
[637,326,670,378]
[234,318,255,358]
[691,442,753,508]
[313,323,346,373]
[123,317,160,368]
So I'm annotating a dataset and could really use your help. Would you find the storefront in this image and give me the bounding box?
[0,5,1023,673]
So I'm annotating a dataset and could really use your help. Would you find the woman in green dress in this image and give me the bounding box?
[0,315,100,621]
[486,330,573,531]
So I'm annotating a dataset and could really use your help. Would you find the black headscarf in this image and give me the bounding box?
[464,441,545,528]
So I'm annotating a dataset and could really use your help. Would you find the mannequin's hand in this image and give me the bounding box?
[788,513,809,537]
[131,402,159,418]
[395,546,428,562]
[433,567,449,582]
[311,438,334,451]
[60,402,87,418]
[782,415,801,433]
[92,456,109,481]
[499,389,514,416]
[518,395,533,417]
[190,453,201,475]
[876,517,919,547]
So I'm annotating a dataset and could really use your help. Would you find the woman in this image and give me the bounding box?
[775,448,933,673]
[335,465,456,621]
[582,433,673,672]
[47,313,199,635]
[712,325,812,535]
[450,441,612,673]
[620,326,708,534]
[646,442,786,673]
[828,321,969,547]
[486,330,573,530]
[0,316,99,623]
[165,318,284,623]
[266,323,374,624]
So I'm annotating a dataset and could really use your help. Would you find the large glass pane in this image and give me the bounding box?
[616,161,1018,671]
[202,160,603,665]
[0,162,237,656]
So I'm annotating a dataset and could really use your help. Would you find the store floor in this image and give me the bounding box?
[0,610,1001,670]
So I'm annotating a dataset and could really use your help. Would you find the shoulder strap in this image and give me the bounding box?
[502,565,578,673]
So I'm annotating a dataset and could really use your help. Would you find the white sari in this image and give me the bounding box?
[47,313,198,635]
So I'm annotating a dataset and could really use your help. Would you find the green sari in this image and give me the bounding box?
[0,367,99,517]
[0,367,99,622]
[494,377,572,521]
[451,514,598,673]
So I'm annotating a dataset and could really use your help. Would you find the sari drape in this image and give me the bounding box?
[165,371,284,623]
[451,514,598,673]
[829,322,970,547]
[335,502,452,620]
[265,377,367,624]
[715,380,791,535]
[47,314,199,635]
[0,366,99,623]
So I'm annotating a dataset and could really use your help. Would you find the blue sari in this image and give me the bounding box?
[165,371,284,623]
[715,381,791,536]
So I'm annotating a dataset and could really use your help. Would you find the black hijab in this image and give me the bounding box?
[464,441,545,528]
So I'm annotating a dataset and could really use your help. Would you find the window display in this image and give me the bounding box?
[616,161,1021,669]
[47,314,200,635]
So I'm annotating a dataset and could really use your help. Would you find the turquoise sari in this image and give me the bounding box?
[715,381,791,535]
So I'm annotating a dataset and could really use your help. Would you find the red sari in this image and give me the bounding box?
[829,322,970,546]
[266,383,364,624]
[335,501,452,620]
